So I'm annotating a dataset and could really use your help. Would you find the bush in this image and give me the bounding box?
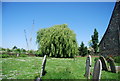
[20,54,28,57]
[113,56,120,63]
[94,57,99,62]
[2,53,28,58]
[11,54,17,58]
[35,50,43,57]
[2,54,10,58]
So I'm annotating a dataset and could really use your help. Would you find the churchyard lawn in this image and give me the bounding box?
[1,57,120,79]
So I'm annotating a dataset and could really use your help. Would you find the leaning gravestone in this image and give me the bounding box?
[40,55,47,77]
[84,55,92,79]
[93,59,102,81]
[99,56,108,71]
[108,57,116,73]
[36,55,47,81]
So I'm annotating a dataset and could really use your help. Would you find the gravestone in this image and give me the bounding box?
[108,57,116,73]
[99,56,108,71]
[93,59,102,81]
[115,66,120,73]
[17,53,19,57]
[36,77,41,81]
[40,55,47,77]
[84,55,92,79]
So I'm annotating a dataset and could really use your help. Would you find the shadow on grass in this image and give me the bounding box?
[34,70,47,80]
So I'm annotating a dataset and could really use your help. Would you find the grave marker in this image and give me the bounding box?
[115,66,120,73]
[40,55,47,77]
[17,53,19,57]
[108,57,116,73]
[93,59,102,81]
[36,55,47,81]
[84,55,92,79]
[99,56,108,71]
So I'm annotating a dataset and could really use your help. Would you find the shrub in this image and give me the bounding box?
[113,56,120,63]
[11,54,17,58]
[2,54,10,58]
[94,57,99,62]
[20,54,28,57]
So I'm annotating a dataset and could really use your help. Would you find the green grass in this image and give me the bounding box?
[2,57,42,79]
[1,57,119,79]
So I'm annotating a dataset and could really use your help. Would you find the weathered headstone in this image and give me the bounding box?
[93,59,102,81]
[84,55,92,79]
[17,53,19,57]
[99,56,108,71]
[36,77,41,81]
[115,66,120,73]
[40,55,47,77]
[108,57,116,73]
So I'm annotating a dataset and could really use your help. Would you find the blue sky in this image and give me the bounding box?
[2,2,115,50]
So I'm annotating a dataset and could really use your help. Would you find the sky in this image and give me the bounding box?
[1,2,115,50]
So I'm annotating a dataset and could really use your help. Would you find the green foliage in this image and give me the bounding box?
[35,50,42,57]
[12,46,17,50]
[0,47,6,51]
[2,54,10,58]
[113,56,120,63]
[2,53,17,58]
[36,24,78,58]
[1,47,40,57]
[91,28,99,54]
[2,53,28,58]
[20,54,28,57]
[78,42,88,56]
[20,48,26,53]
[94,57,99,62]
[6,48,11,52]
[88,40,93,47]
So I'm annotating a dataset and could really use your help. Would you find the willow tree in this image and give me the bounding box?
[36,24,78,58]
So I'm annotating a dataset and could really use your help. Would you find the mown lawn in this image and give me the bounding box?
[1,57,119,80]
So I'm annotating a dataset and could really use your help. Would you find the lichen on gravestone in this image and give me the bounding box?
[93,59,102,81]
[107,57,117,73]
[84,55,92,79]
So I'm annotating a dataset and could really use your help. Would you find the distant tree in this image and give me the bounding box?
[88,40,94,55]
[20,48,26,54]
[27,50,32,54]
[91,28,99,54]
[84,46,88,56]
[0,48,5,51]
[14,48,21,54]
[36,24,78,58]
[35,50,42,57]
[6,48,11,52]
[12,46,17,50]
[79,42,88,56]
[88,40,93,47]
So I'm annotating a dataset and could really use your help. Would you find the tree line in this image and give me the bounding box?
[0,46,41,58]
[1,24,99,58]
